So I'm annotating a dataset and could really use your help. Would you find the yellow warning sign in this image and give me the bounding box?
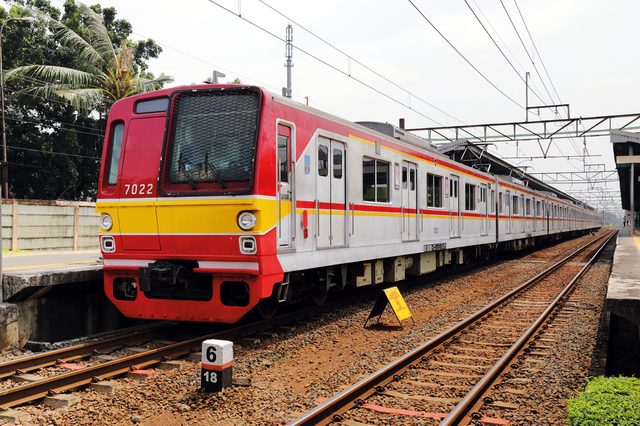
[383,287,412,322]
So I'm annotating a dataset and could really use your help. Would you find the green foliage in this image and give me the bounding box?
[6,1,168,112]
[568,376,640,425]
[1,0,164,200]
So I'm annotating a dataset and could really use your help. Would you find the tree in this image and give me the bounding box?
[6,2,169,113]
[1,0,164,199]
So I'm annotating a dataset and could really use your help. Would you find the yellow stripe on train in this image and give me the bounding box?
[96,197,281,234]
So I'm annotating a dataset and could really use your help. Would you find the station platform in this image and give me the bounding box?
[605,229,640,325]
[604,228,640,374]
[2,250,102,302]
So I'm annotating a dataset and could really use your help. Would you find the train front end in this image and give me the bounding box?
[96,85,283,322]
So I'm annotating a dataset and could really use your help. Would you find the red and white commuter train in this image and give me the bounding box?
[96,85,601,323]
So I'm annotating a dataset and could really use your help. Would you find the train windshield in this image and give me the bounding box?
[165,89,260,193]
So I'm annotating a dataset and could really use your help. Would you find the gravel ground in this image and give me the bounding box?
[1,232,609,425]
[483,238,615,425]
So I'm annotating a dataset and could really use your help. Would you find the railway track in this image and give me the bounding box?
[0,232,605,412]
[289,230,617,426]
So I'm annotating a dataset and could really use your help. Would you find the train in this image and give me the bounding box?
[96,84,601,323]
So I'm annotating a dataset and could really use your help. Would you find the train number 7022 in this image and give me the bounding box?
[124,183,153,195]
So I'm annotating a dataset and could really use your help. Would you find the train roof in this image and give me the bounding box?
[121,85,593,211]
[437,139,593,210]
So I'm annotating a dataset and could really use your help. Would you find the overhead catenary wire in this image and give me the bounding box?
[507,0,583,166]
[463,0,546,105]
[5,116,103,138]
[205,0,447,126]
[7,144,100,160]
[406,0,524,110]
[256,0,464,124]
[131,31,342,116]
[497,0,555,105]
[512,0,562,103]
[492,0,582,164]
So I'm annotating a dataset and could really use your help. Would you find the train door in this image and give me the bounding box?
[520,195,525,232]
[505,190,511,234]
[401,161,418,241]
[480,184,488,235]
[449,175,460,237]
[117,117,162,250]
[331,142,346,246]
[316,136,346,248]
[277,124,293,248]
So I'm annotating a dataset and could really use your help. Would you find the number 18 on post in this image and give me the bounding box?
[201,339,233,392]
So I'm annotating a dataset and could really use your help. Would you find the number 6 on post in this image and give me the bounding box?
[201,339,233,392]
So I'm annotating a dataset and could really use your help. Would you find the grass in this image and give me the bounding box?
[568,376,640,425]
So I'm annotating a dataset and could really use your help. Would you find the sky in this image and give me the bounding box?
[17,0,640,213]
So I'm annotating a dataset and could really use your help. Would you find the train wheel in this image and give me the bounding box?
[310,280,330,306]
[254,292,279,320]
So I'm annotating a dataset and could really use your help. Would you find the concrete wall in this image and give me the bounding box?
[1,199,98,251]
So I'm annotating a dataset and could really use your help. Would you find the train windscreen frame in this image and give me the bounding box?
[160,87,262,195]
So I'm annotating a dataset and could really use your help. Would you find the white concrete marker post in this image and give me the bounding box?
[201,339,233,392]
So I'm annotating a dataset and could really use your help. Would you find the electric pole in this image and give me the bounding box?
[284,24,293,98]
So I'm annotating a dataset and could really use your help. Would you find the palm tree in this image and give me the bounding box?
[5,4,170,113]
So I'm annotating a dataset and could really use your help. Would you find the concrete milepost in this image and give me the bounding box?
[201,339,233,392]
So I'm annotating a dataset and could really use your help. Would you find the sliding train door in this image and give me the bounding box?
[449,175,460,238]
[316,136,346,248]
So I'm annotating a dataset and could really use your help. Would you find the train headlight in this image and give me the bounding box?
[100,214,113,231]
[237,211,257,231]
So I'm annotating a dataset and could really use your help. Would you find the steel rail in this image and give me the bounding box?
[0,281,420,409]
[442,229,617,425]
[0,232,600,410]
[288,231,612,426]
[0,323,177,380]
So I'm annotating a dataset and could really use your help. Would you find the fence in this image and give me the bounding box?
[0,199,98,251]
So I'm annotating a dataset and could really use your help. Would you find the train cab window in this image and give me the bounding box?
[165,89,260,193]
[464,184,476,211]
[318,145,328,177]
[363,157,389,203]
[135,97,169,114]
[333,148,343,179]
[427,173,442,208]
[106,122,124,185]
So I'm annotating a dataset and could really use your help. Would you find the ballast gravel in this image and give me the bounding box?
[2,232,611,425]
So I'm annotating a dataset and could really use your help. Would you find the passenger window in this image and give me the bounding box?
[409,168,415,191]
[333,148,343,179]
[490,189,495,212]
[107,122,124,185]
[402,166,407,189]
[363,157,389,203]
[465,184,476,211]
[318,145,328,177]
[427,173,442,208]
[277,134,289,183]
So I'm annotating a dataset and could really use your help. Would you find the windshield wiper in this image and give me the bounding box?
[178,157,198,190]
[204,152,227,189]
